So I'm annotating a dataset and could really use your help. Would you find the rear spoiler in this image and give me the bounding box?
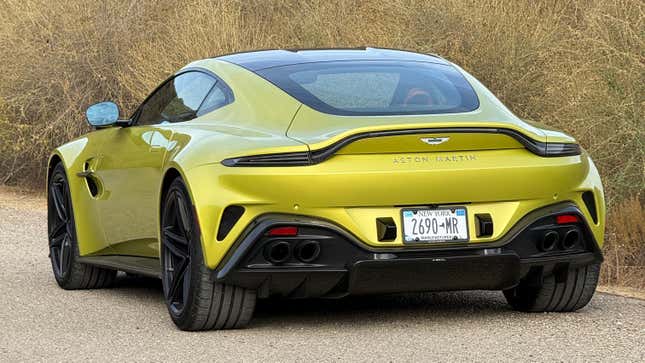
[222,127,580,167]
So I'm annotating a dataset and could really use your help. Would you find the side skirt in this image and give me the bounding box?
[77,255,161,279]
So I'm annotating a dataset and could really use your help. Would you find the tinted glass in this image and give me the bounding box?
[137,72,215,125]
[257,61,479,116]
[197,84,228,116]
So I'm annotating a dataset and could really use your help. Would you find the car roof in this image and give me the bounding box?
[214,47,448,71]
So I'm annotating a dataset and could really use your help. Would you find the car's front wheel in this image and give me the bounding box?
[48,163,116,289]
[504,263,600,312]
[160,177,256,331]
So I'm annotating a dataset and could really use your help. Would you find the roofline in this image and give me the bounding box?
[210,47,445,61]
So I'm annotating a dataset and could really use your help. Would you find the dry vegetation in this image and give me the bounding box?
[601,195,644,287]
[0,0,642,287]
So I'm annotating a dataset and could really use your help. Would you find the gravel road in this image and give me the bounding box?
[1,191,643,362]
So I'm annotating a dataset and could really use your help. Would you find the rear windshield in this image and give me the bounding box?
[257,61,479,116]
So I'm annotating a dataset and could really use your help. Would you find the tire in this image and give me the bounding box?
[48,163,116,289]
[160,177,256,331]
[504,263,600,312]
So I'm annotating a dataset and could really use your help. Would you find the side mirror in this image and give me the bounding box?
[86,101,120,128]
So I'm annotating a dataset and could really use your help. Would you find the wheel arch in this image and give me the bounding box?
[160,168,183,204]
[158,165,207,259]
[47,152,65,185]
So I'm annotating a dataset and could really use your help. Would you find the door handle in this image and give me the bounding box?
[77,158,98,178]
[76,170,94,178]
[76,158,104,198]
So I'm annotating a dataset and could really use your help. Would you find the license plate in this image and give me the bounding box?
[401,207,469,243]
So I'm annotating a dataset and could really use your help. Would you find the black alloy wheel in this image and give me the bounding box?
[48,168,74,280]
[160,177,256,330]
[47,163,116,289]
[161,181,194,316]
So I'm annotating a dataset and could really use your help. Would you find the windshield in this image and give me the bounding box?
[257,61,479,116]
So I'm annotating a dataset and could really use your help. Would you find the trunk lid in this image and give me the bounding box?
[333,132,524,155]
[286,104,547,157]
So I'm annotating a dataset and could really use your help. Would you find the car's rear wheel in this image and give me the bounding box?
[48,163,116,289]
[504,263,600,312]
[160,177,256,331]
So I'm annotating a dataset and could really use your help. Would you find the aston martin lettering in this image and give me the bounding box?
[392,156,431,164]
[435,154,477,162]
[392,154,477,164]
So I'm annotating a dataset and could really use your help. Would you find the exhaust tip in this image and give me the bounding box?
[539,231,559,252]
[264,241,291,264]
[295,240,321,263]
[561,229,580,250]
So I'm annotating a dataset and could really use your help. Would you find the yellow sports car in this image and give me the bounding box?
[48,48,605,330]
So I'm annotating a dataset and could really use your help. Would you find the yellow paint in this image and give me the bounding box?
[49,59,606,270]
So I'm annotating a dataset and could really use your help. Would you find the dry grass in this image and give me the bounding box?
[601,196,645,289]
[0,0,642,287]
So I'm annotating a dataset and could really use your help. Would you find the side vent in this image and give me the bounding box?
[582,191,598,224]
[217,206,245,241]
[82,161,100,198]
[376,217,397,241]
[85,177,99,197]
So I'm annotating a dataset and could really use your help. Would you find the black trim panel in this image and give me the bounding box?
[211,202,602,298]
[349,254,521,294]
[217,205,245,241]
[582,191,598,224]
[213,202,602,281]
[78,255,161,278]
[222,127,580,167]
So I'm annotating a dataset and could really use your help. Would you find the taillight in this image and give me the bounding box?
[221,152,311,167]
[556,214,579,224]
[220,128,581,167]
[544,142,581,157]
[267,226,299,236]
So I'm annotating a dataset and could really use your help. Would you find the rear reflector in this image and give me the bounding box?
[267,226,298,236]
[556,214,579,224]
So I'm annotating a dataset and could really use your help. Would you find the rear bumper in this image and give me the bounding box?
[212,202,603,298]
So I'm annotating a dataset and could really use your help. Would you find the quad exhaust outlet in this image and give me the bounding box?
[539,231,559,252]
[561,229,580,250]
[263,240,322,265]
[537,229,580,252]
[295,240,321,263]
[264,241,291,264]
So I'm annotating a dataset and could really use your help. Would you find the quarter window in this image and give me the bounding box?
[136,72,216,125]
[197,84,228,116]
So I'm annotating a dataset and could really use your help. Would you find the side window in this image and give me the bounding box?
[136,72,215,125]
[197,83,229,116]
